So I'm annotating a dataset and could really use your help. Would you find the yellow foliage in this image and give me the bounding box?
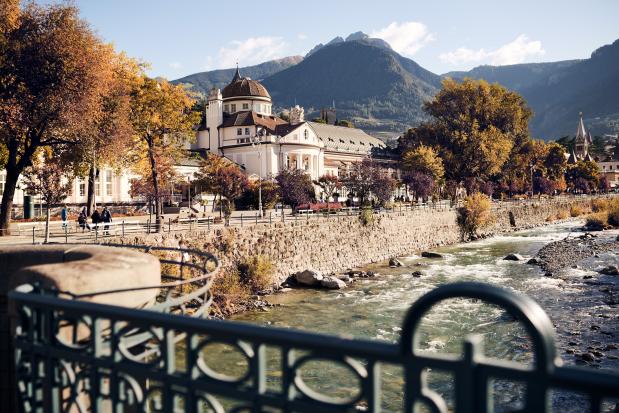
[237,255,276,293]
[570,205,584,217]
[591,198,609,212]
[456,193,492,238]
[608,198,619,227]
[402,144,445,181]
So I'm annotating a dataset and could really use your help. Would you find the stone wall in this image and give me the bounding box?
[112,197,600,282]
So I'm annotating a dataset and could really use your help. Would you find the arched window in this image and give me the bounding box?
[304,130,309,140]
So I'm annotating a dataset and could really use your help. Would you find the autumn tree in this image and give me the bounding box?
[216,166,249,222]
[275,170,315,209]
[565,160,599,193]
[344,159,395,206]
[240,180,280,210]
[399,78,532,183]
[129,76,200,231]
[401,144,444,182]
[0,2,110,235]
[22,155,72,243]
[316,174,341,212]
[402,171,434,202]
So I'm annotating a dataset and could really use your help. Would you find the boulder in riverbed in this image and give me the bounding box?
[389,257,403,267]
[503,253,524,261]
[421,251,443,259]
[411,271,423,278]
[321,276,347,289]
[599,265,619,276]
[295,270,323,286]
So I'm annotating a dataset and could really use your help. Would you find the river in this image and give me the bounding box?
[227,222,618,412]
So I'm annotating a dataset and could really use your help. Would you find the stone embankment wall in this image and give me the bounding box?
[112,197,598,282]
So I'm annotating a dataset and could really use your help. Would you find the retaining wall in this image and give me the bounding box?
[112,197,600,282]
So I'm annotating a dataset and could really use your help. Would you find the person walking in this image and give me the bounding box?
[101,206,112,235]
[78,207,87,232]
[61,205,68,229]
[91,208,101,234]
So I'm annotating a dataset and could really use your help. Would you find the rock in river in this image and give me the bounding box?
[503,253,524,261]
[389,257,403,267]
[411,271,424,278]
[295,270,323,286]
[421,251,443,259]
[321,276,347,289]
[599,265,618,276]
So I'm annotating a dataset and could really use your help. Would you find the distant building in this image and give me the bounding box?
[599,139,619,188]
[569,112,594,163]
[320,107,337,125]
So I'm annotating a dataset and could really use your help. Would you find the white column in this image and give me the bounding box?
[297,153,302,171]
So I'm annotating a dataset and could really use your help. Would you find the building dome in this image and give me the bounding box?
[222,68,271,100]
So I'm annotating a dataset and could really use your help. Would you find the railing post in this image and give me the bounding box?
[95,225,98,243]
[122,220,126,237]
[168,217,171,233]
[269,212,272,225]
[32,226,35,245]
[255,213,258,225]
[64,224,68,244]
[207,218,210,231]
[241,213,243,227]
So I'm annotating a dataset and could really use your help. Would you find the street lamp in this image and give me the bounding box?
[251,128,266,217]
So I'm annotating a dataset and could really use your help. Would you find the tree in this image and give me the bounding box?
[244,180,279,210]
[402,171,434,202]
[533,176,555,197]
[399,78,532,182]
[371,171,396,206]
[401,144,444,182]
[316,174,341,212]
[129,76,200,231]
[22,156,72,243]
[275,170,315,209]
[335,119,354,128]
[566,160,599,193]
[344,159,395,206]
[599,175,610,193]
[129,153,181,222]
[216,165,249,222]
[0,2,111,235]
[543,142,568,181]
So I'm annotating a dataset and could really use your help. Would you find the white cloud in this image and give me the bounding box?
[297,33,307,40]
[204,36,287,70]
[169,62,183,70]
[371,21,434,56]
[440,35,545,66]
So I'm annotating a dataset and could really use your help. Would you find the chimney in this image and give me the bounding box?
[289,105,305,125]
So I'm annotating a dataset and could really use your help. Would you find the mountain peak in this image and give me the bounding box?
[306,31,391,58]
[345,31,369,42]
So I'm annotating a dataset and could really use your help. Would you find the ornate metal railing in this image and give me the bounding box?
[9,282,619,413]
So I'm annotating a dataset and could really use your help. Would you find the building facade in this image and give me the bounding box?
[192,67,391,180]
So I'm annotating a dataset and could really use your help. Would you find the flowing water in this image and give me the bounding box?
[225,222,619,412]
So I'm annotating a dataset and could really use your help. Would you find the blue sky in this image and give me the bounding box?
[43,0,619,79]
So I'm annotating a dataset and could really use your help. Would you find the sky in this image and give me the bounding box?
[40,0,619,80]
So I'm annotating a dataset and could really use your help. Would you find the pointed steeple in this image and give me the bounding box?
[231,63,241,82]
[583,151,593,162]
[567,148,578,164]
[575,112,586,142]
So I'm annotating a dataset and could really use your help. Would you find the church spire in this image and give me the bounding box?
[575,111,586,141]
[231,62,241,82]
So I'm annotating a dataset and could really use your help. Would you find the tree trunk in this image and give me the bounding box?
[44,205,50,243]
[87,164,97,215]
[147,139,162,232]
[0,167,20,236]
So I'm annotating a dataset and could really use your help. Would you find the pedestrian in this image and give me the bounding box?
[61,205,68,229]
[78,207,87,232]
[101,206,112,235]
[91,208,101,233]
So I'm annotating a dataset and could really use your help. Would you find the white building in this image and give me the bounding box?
[192,67,391,180]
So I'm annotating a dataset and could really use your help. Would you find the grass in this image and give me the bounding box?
[570,204,585,217]
[585,213,608,231]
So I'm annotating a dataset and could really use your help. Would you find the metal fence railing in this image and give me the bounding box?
[9,281,618,413]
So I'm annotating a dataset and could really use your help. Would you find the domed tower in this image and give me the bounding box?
[221,66,273,116]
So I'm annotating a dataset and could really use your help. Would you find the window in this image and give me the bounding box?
[237,128,243,136]
[224,104,229,112]
[242,103,249,110]
[245,127,250,135]
[105,170,113,196]
[231,104,237,112]
[0,172,5,196]
[304,130,309,140]
[95,176,100,197]
[79,179,85,197]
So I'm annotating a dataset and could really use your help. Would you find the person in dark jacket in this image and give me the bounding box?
[91,209,101,233]
[101,206,112,235]
[78,207,87,231]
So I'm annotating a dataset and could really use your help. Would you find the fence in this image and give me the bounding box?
[8,281,618,412]
[16,194,614,244]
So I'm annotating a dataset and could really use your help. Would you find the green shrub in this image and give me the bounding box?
[585,213,608,231]
[359,207,373,226]
[456,192,492,239]
[237,255,276,293]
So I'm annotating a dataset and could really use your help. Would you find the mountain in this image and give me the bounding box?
[263,39,441,131]
[445,39,619,138]
[306,31,391,58]
[172,56,303,96]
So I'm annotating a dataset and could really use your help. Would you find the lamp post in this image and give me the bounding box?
[529,163,535,197]
[251,129,265,217]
